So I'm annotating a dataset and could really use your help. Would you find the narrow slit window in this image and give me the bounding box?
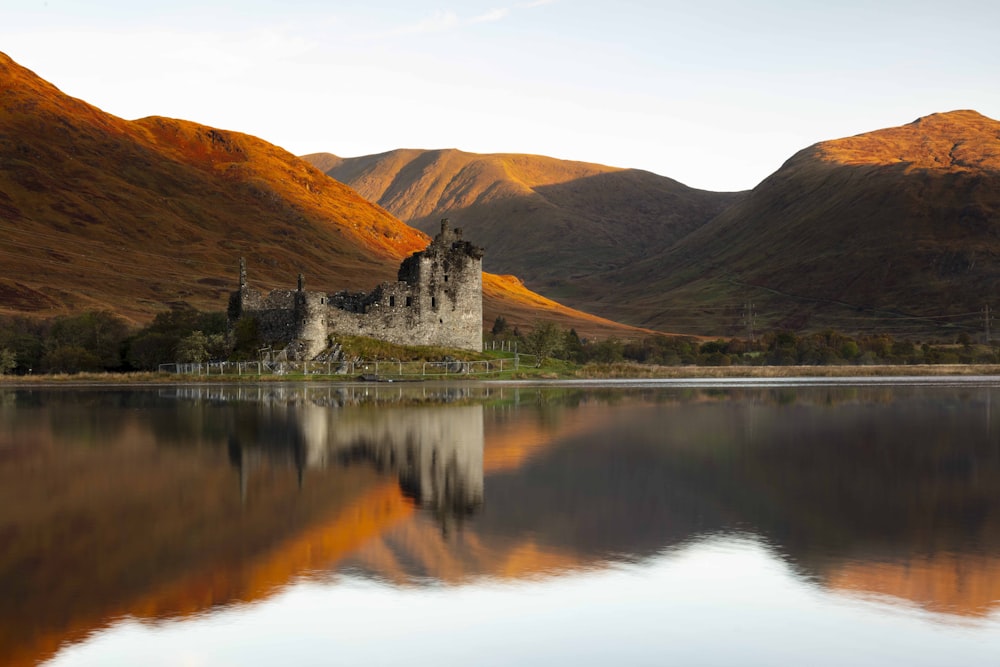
[389,296,396,307]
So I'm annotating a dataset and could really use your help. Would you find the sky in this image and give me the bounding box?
[2,0,998,192]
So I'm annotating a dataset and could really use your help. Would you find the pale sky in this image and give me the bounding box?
[2,0,998,192]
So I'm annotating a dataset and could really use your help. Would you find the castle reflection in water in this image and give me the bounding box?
[163,385,485,522]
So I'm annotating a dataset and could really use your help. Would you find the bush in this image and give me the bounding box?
[42,345,102,374]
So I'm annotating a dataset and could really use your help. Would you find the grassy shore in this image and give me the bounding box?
[4,363,1000,385]
[566,363,1000,379]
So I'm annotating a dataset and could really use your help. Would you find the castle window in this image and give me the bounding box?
[389,296,396,307]
[406,296,412,307]
[431,297,436,308]
[444,274,449,282]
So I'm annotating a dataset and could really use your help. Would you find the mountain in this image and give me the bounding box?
[0,52,640,339]
[609,110,1000,336]
[304,149,742,312]
[310,113,1000,338]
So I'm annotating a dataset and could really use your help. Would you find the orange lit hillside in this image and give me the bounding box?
[0,52,426,322]
[0,51,646,336]
[825,553,1000,617]
[0,411,408,667]
[307,148,742,325]
[607,110,1000,335]
[815,110,1000,172]
[483,273,652,339]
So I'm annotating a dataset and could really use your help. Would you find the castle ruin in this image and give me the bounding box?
[228,220,484,357]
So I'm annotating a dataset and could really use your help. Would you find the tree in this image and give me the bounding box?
[41,345,102,374]
[127,332,176,370]
[126,308,230,369]
[562,328,585,363]
[0,348,15,375]
[230,317,260,360]
[524,321,563,366]
[491,315,509,337]
[591,338,625,364]
[176,331,209,363]
[46,311,129,370]
[0,326,43,373]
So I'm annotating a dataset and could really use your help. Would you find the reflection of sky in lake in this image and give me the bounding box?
[2,382,999,666]
[49,535,1000,667]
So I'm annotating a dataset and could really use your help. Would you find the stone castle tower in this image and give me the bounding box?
[229,220,484,357]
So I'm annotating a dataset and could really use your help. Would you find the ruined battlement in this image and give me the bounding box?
[228,219,483,358]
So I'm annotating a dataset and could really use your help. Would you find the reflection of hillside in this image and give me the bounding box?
[0,418,389,667]
[345,387,1000,620]
[344,517,584,585]
[4,384,1000,667]
[0,389,483,667]
[825,554,1000,617]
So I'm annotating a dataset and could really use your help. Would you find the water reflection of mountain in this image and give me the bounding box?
[349,387,1000,618]
[0,387,485,667]
[4,384,1000,667]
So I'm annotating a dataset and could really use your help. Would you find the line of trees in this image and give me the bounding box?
[0,309,231,375]
[2,309,999,376]
[491,317,1000,367]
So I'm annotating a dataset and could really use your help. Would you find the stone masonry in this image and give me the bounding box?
[228,220,484,357]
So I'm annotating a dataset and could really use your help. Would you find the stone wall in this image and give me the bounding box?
[228,219,484,357]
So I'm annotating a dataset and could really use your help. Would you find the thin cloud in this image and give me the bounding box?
[398,10,462,35]
[365,1,554,39]
[470,8,511,24]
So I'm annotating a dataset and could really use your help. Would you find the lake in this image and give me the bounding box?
[2,379,1000,666]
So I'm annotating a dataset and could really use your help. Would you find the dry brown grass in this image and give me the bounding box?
[608,110,1000,336]
[307,148,740,326]
[571,363,1000,379]
[482,273,651,339]
[816,110,1000,172]
[0,52,628,337]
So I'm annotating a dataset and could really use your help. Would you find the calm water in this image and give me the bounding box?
[2,380,1000,666]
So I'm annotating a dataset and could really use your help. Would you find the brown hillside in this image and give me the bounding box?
[0,52,426,321]
[0,53,637,338]
[306,148,742,317]
[601,111,1000,336]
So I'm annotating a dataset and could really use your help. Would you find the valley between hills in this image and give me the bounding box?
[2,48,1000,343]
[309,112,1000,340]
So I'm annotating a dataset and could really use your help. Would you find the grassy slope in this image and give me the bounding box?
[304,148,742,312]
[602,111,1000,336]
[0,53,641,338]
[311,112,1000,339]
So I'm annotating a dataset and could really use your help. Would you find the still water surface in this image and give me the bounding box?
[2,380,1000,666]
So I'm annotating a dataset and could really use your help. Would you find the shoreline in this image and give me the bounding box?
[4,363,1000,387]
